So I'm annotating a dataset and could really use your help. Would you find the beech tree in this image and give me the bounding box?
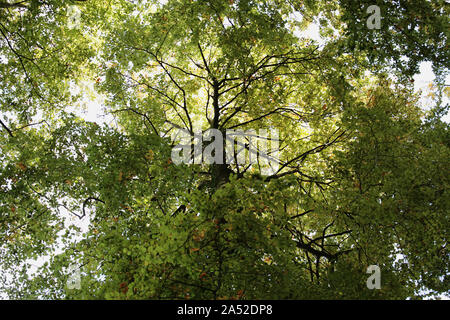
[0,0,448,299]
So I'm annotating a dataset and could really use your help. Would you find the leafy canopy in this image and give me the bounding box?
[0,0,448,299]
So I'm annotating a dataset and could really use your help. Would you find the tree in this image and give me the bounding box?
[0,0,448,299]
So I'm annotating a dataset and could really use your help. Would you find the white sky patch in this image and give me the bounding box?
[296,21,323,44]
[413,61,450,122]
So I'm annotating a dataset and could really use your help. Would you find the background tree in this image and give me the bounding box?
[0,0,448,299]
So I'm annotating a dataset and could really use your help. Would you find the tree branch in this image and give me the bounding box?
[0,119,14,137]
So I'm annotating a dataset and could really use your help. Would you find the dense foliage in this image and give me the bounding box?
[0,0,449,299]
